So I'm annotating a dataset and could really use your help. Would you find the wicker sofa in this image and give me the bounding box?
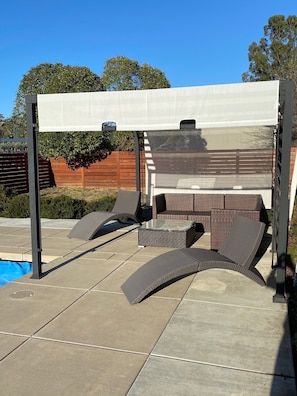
[152,193,268,250]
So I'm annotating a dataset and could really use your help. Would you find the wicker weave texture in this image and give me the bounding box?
[193,193,224,211]
[138,224,195,248]
[224,194,262,210]
[152,193,266,247]
[211,209,260,250]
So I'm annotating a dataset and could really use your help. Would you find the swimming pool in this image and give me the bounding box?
[0,260,32,287]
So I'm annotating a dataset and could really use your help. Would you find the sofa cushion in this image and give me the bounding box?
[224,194,260,210]
[193,194,224,211]
[165,193,194,211]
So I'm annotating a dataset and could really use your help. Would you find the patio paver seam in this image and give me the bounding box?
[30,335,151,356]
[0,331,30,338]
[10,280,89,291]
[149,353,295,379]
[182,297,288,312]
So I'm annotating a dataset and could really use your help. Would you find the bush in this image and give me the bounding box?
[0,185,18,214]
[40,195,86,219]
[84,195,116,214]
[0,191,117,219]
[0,185,8,214]
[4,194,30,218]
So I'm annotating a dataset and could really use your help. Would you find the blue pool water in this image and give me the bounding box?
[0,260,32,287]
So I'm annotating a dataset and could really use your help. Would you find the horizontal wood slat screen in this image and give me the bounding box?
[150,149,274,175]
[50,151,146,190]
[0,153,52,194]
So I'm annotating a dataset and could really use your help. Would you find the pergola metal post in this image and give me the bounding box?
[26,95,42,279]
[273,80,295,302]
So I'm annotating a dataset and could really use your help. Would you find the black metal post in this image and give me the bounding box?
[273,81,294,302]
[26,95,42,279]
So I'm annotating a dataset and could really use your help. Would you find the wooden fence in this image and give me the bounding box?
[50,151,146,190]
[0,151,146,193]
[0,153,53,194]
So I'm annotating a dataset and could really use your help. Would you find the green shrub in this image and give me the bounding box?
[0,185,8,214]
[0,185,18,214]
[4,194,30,218]
[266,209,273,225]
[40,195,86,219]
[84,195,116,214]
[0,191,117,219]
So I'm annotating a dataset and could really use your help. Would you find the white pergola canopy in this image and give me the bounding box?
[37,81,280,132]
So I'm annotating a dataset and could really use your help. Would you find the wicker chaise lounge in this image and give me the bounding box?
[68,190,141,240]
[121,215,266,304]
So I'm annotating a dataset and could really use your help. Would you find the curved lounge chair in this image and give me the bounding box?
[68,190,141,240]
[121,215,266,304]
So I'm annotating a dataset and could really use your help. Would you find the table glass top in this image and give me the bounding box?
[140,219,194,231]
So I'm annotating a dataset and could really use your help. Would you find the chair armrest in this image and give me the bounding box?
[152,194,166,218]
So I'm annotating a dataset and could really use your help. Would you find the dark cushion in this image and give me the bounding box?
[165,194,194,211]
[193,194,224,211]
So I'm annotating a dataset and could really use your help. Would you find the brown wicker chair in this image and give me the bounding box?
[121,216,266,304]
[211,194,268,250]
[68,190,141,240]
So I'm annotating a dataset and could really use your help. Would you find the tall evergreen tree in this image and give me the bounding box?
[242,15,297,139]
[101,56,170,91]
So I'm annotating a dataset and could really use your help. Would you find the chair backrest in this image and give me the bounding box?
[218,215,265,268]
[112,190,141,215]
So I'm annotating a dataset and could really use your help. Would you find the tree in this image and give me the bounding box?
[11,63,109,168]
[101,56,170,91]
[101,56,140,91]
[139,63,170,89]
[13,63,103,137]
[242,15,297,139]
[38,131,112,169]
[46,65,103,93]
[11,58,171,162]
[0,114,4,138]
[0,116,14,138]
[12,63,63,137]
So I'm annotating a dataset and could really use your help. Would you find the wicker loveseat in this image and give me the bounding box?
[152,193,267,250]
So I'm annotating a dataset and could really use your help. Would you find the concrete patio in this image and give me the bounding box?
[0,217,295,395]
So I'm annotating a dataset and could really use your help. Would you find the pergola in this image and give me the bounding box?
[26,80,294,302]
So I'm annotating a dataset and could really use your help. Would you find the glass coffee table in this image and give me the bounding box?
[138,219,196,248]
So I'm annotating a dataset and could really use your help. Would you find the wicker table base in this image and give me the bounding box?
[138,219,195,248]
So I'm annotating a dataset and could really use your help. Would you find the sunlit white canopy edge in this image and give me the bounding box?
[37,81,279,132]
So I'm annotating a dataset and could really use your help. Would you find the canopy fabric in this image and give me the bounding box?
[37,81,280,132]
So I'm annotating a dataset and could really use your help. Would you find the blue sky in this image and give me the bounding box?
[1,0,296,118]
